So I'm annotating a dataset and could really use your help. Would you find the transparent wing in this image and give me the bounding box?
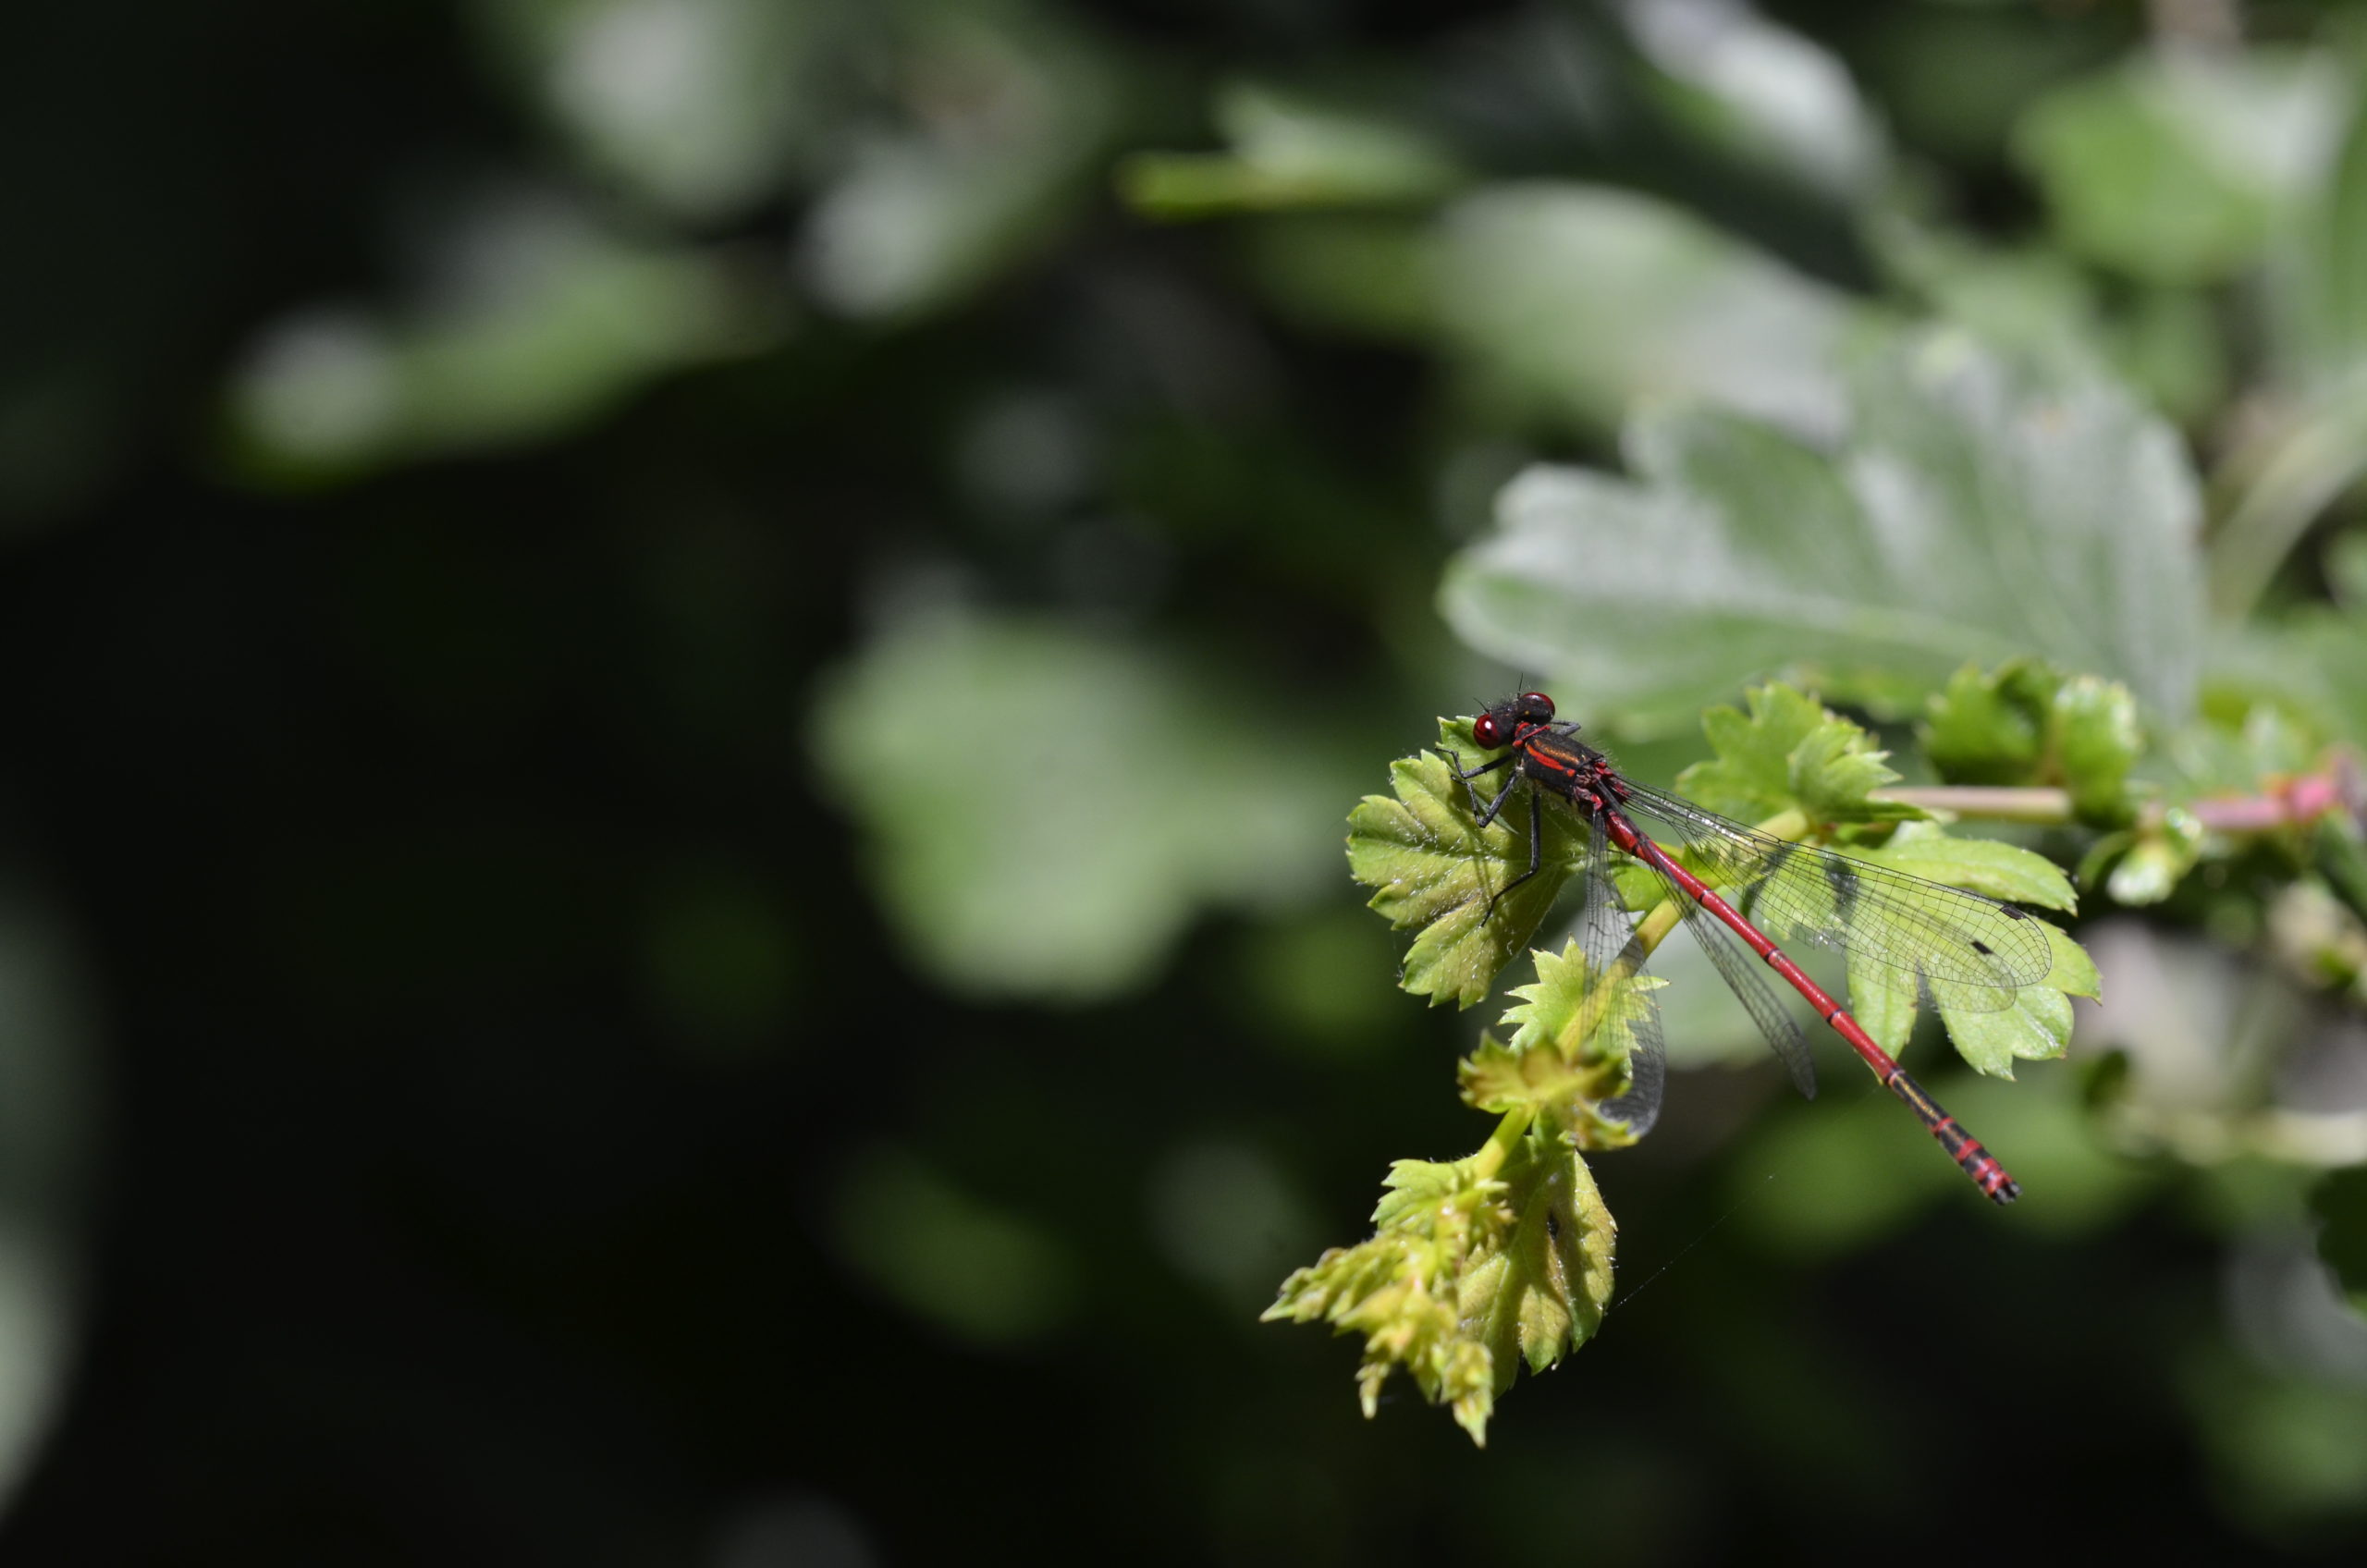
[1613,781,2052,1013]
[1651,869,1817,1100]
[1572,815,1665,1137]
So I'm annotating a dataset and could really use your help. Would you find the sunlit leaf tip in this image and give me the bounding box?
[1678,684,1919,827]
[1263,1125,1613,1446]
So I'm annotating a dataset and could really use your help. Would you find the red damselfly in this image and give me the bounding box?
[1454,692,2051,1204]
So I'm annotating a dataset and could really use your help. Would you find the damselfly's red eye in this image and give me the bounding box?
[1473,713,1504,748]
[1519,692,1555,719]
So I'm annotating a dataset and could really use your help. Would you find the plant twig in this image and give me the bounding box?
[1871,785,2075,823]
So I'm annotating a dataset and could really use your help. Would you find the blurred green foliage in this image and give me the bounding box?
[19,0,2367,1559]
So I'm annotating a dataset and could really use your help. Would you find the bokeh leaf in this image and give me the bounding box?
[796,5,1117,319]
[1625,0,1887,201]
[1441,329,2207,729]
[811,608,1352,1003]
[2015,48,2348,285]
[474,0,854,221]
[1119,81,1465,219]
[227,193,776,484]
[1434,183,1863,441]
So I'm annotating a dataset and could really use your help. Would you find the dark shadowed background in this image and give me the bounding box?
[3,0,2367,1563]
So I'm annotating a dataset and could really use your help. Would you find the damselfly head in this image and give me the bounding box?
[1472,691,1558,749]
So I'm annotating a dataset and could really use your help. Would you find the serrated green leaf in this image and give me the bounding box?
[1919,662,2139,825]
[1938,979,2075,1080]
[1442,330,2206,729]
[1687,686,1828,817]
[1788,719,1916,826]
[1847,957,1918,1054]
[1676,686,1913,826]
[1265,1150,1509,1436]
[1849,919,2092,1077]
[2054,674,2143,825]
[1457,1125,1614,1387]
[1347,723,1581,1007]
[1459,1034,1599,1117]
[1265,1122,1613,1448]
[1500,940,1664,1062]
[1849,820,2079,913]
[1462,942,1663,1147]
[1921,660,2056,781]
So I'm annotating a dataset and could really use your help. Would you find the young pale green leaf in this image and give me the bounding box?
[1500,940,1663,1060]
[1458,1036,1642,1151]
[1677,686,1916,827]
[1837,831,2091,1072]
[1442,329,2206,729]
[1459,1034,1593,1116]
[1456,1125,1615,1384]
[1264,1121,1619,1447]
[1264,1154,1509,1442]
[1347,723,1580,1007]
